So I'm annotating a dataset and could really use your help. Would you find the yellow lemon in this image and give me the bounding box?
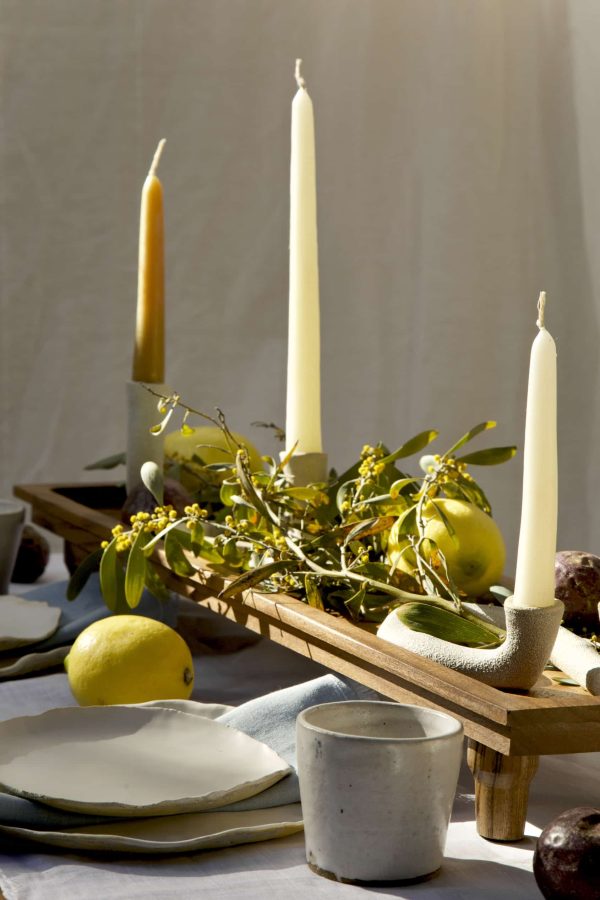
[388,498,505,597]
[164,426,264,491]
[65,616,194,706]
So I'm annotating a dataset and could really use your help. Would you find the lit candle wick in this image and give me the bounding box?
[536,290,546,329]
[148,138,166,179]
[295,58,306,90]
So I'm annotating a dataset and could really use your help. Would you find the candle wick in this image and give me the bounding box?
[148,138,166,179]
[294,58,306,90]
[536,291,546,329]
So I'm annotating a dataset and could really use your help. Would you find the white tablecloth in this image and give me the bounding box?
[2,559,595,899]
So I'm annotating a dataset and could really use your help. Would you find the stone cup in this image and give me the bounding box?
[0,500,26,593]
[296,700,463,885]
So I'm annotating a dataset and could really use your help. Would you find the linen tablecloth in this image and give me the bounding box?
[1,558,595,898]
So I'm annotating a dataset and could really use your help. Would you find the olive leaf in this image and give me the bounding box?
[394,602,505,648]
[99,537,125,612]
[67,547,103,600]
[84,452,126,471]
[304,574,324,610]
[164,528,197,577]
[442,421,496,458]
[456,446,517,466]
[219,558,298,600]
[125,528,148,608]
[141,461,164,505]
[380,430,439,465]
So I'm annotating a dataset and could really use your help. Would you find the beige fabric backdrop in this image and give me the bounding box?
[1,0,599,569]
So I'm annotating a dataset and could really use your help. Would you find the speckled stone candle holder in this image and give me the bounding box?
[281,451,328,487]
[378,596,564,691]
[126,381,165,494]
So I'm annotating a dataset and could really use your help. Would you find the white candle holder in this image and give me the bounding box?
[378,596,564,691]
[126,381,165,494]
[549,624,600,694]
[281,451,328,487]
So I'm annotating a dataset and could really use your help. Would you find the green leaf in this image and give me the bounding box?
[125,528,148,608]
[164,528,197,577]
[66,547,103,600]
[84,451,126,471]
[144,564,171,603]
[342,516,396,544]
[389,477,421,500]
[142,517,186,553]
[220,478,239,507]
[99,537,124,612]
[395,602,505,648]
[456,446,517,466]
[189,520,205,556]
[381,430,439,465]
[218,559,297,600]
[443,421,496,458]
[429,500,456,538]
[235,452,278,526]
[304,574,324,610]
[396,505,418,536]
[344,583,367,620]
[140,461,164,505]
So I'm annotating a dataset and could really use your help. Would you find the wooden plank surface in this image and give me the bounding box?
[14,482,600,757]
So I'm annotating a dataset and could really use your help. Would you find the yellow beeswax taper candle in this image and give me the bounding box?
[285,60,322,455]
[132,139,166,383]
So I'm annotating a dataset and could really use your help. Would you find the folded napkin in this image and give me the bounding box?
[0,575,259,679]
[0,674,381,833]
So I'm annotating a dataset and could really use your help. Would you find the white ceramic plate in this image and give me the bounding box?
[0,803,303,854]
[0,595,61,651]
[0,645,69,679]
[0,706,291,816]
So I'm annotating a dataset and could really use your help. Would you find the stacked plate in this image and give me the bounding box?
[0,703,303,852]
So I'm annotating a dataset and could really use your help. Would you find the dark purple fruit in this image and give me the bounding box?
[555,551,600,632]
[120,478,193,524]
[11,525,50,583]
[534,806,600,899]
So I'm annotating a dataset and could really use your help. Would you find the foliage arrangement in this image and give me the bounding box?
[72,392,515,647]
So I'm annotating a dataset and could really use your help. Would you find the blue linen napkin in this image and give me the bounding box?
[0,674,381,831]
[1,575,179,658]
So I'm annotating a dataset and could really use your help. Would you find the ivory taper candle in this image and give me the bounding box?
[512,292,558,608]
[132,139,166,383]
[285,60,322,454]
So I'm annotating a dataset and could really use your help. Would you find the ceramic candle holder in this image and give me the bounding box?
[126,381,165,494]
[378,596,564,691]
[281,451,328,486]
[296,700,463,884]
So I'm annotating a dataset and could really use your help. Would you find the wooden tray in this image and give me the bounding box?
[14,482,600,842]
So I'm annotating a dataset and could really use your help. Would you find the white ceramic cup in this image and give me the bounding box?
[296,700,463,885]
[0,500,25,593]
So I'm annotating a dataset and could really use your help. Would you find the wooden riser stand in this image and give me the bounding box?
[15,482,600,843]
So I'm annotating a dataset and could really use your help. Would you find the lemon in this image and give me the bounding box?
[164,426,264,492]
[388,498,505,597]
[65,616,194,706]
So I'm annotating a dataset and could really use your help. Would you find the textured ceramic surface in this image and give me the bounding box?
[0,594,61,651]
[296,701,463,884]
[0,645,69,679]
[0,705,291,816]
[378,596,564,690]
[0,803,303,854]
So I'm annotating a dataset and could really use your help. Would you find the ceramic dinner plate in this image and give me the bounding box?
[0,595,61,651]
[0,705,291,816]
[0,645,69,679]
[0,803,303,854]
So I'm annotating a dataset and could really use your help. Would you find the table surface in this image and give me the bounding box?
[1,557,594,899]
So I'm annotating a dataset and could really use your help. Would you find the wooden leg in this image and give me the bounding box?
[467,739,539,841]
